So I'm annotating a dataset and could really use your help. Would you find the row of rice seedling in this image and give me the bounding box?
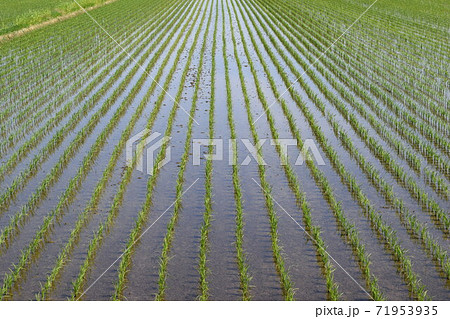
[67,0,207,299]
[0,0,193,250]
[0,53,102,136]
[243,0,449,234]
[261,9,450,284]
[225,0,296,300]
[0,54,113,154]
[237,0,431,299]
[314,6,448,97]
[255,1,432,177]
[220,1,251,300]
[1,37,110,117]
[321,3,450,114]
[0,0,177,144]
[316,0,449,75]
[0,19,94,87]
[268,1,445,168]
[0,19,182,298]
[320,42,450,151]
[1,2,184,158]
[335,40,450,130]
[0,1,185,212]
[0,1,183,173]
[0,0,148,90]
[197,0,219,301]
[0,4,174,130]
[229,0,342,299]
[0,0,200,293]
[323,0,450,73]
[243,0,450,273]
[0,4,171,156]
[34,0,195,300]
[1,0,183,114]
[154,0,214,299]
[255,0,450,177]
[59,0,203,299]
[348,0,449,46]
[273,23,450,185]
[334,0,449,47]
[0,1,130,104]
[230,0,383,300]
[333,129,450,280]
[275,0,449,121]
[335,33,448,113]
[425,168,450,200]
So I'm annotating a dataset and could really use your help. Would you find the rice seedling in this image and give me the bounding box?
[258,0,450,155]
[0,1,176,163]
[246,0,450,279]
[0,0,160,110]
[0,3,197,251]
[0,2,198,295]
[0,0,179,155]
[154,0,215,300]
[280,2,448,124]
[286,0,449,93]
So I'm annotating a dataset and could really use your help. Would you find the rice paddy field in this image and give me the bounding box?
[0,0,449,301]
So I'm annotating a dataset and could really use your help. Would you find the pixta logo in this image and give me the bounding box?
[126,129,171,175]
[192,138,325,166]
[127,130,325,175]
